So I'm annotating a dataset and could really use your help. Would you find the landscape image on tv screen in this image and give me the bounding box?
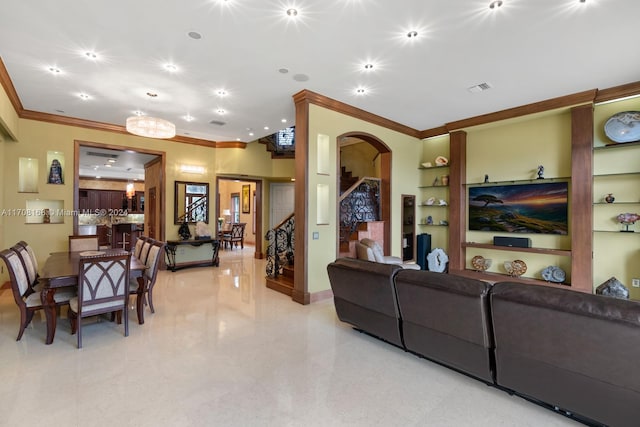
[468,182,568,235]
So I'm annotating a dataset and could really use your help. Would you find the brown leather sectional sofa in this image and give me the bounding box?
[327,257,640,427]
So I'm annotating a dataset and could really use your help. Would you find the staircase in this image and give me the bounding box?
[265,214,295,297]
[340,166,359,194]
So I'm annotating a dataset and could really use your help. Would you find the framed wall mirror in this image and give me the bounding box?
[174,181,209,224]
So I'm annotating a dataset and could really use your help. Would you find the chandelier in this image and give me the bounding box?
[126,116,176,139]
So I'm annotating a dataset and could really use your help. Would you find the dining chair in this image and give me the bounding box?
[0,249,75,341]
[133,235,148,259]
[68,252,131,348]
[222,223,246,249]
[68,235,99,252]
[138,239,152,265]
[130,239,164,322]
[11,243,39,290]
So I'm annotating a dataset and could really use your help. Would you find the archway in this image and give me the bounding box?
[337,131,392,254]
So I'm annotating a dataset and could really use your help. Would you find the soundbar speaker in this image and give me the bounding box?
[493,236,531,248]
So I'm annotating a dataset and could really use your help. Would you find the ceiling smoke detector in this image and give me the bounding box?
[467,82,493,93]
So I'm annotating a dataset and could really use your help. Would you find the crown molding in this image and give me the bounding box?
[293,89,422,139]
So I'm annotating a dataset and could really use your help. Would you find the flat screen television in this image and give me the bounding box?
[468,181,568,235]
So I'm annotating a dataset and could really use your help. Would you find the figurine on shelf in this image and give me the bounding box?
[484,174,489,183]
[605,193,615,204]
[47,159,63,184]
[432,176,439,186]
[426,215,433,225]
[537,165,544,179]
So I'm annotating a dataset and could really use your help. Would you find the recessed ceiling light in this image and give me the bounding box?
[293,73,309,82]
[96,176,101,179]
[104,163,112,168]
[363,63,374,71]
[216,89,228,97]
[406,30,418,38]
[48,67,61,74]
[146,92,158,98]
[216,109,226,115]
[84,51,97,60]
[133,110,144,116]
[489,1,503,9]
[188,31,202,40]
[355,87,367,95]
[278,68,289,74]
[163,63,178,72]
[249,132,254,136]
[79,93,90,100]
[183,115,195,122]
[264,126,269,130]
[286,8,298,17]
[281,118,287,123]
[107,159,117,163]
[55,109,65,113]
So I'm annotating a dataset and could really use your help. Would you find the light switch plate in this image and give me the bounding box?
[312,232,319,240]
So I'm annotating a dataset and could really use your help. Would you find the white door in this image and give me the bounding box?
[270,183,295,228]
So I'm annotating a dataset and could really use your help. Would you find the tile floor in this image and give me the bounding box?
[0,247,581,426]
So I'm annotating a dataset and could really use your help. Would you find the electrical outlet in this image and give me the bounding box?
[632,278,640,288]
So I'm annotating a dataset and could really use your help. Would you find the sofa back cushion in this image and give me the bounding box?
[395,269,494,381]
[327,258,404,346]
[491,281,640,425]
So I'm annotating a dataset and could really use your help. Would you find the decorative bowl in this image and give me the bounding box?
[604,111,640,144]
[504,259,527,277]
[471,255,492,272]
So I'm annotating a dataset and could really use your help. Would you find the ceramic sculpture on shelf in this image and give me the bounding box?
[596,277,630,299]
[541,266,566,283]
[195,221,211,239]
[617,212,640,232]
[427,248,448,272]
[605,193,615,204]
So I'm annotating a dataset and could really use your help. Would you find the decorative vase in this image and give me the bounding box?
[605,193,615,203]
[178,220,192,240]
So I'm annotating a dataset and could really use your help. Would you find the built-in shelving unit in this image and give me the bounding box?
[462,242,571,256]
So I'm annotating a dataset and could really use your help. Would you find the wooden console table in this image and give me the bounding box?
[165,239,220,272]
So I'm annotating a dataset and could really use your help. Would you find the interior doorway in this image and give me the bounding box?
[73,140,166,241]
[337,132,392,254]
[216,176,263,259]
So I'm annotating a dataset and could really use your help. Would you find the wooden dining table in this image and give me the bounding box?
[38,249,146,345]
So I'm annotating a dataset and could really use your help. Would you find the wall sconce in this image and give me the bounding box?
[180,164,205,174]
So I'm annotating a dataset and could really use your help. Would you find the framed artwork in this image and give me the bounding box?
[242,185,250,213]
[468,181,568,235]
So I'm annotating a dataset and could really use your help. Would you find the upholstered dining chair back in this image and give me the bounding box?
[10,243,38,288]
[138,240,152,264]
[133,236,148,259]
[68,235,99,252]
[16,240,39,279]
[0,249,74,341]
[69,252,131,348]
[130,239,165,318]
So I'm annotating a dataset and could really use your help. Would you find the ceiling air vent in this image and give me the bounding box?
[209,120,226,126]
[87,151,119,159]
[467,82,492,93]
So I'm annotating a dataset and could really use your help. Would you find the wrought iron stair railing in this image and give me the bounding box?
[177,197,208,223]
[339,177,381,243]
[265,213,295,278]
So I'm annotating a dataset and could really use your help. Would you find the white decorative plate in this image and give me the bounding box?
[604,111,640,143]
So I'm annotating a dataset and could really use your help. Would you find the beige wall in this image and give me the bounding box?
[340,141,379,180]
[306,104,422,294]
